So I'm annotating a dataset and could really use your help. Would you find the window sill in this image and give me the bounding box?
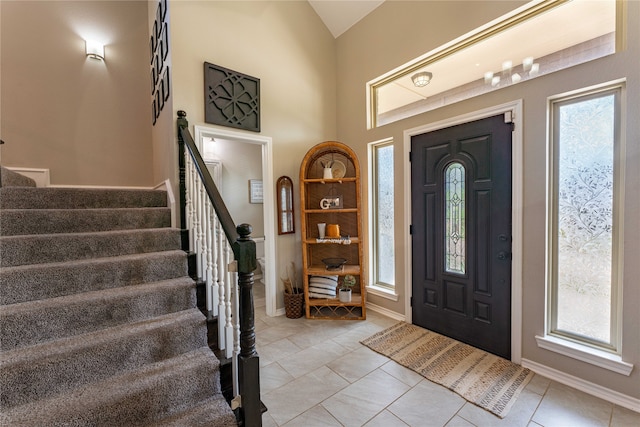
[366,285,398,302]
[535,335,633,376]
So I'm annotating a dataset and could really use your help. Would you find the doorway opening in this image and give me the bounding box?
[194,125,276,317]
[403,100,523,362]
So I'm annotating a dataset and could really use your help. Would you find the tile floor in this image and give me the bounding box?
[253,303,640,427]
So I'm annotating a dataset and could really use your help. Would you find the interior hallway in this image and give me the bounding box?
[253,295,639,426]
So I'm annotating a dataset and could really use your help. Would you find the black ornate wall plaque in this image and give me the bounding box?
[204,62,260,132]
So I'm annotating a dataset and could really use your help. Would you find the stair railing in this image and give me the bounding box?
[177,111,262,426]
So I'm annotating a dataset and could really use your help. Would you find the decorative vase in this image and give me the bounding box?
[317,223,326,238]
[326,223,340,238]
[339,288,352,303]
[323,167,333,179]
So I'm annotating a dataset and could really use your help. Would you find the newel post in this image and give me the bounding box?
[177,110,189,251]
[232,223,262,426]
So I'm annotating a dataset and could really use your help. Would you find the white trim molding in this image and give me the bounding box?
[154,179,176,229]
[522,358,640,413]
[403,99,524,363]
[5,167,50,187]
[367,301,406,322]
[535,335,633,376]
[366,285,399,302]
[193,125,276,318]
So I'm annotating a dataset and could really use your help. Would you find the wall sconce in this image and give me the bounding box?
[411,71,433,87]
[86,40,105,60]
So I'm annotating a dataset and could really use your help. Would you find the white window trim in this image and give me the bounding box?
[368,138,396,294]
[366,285,399,302]
[540,80,630,372]
[535,335,633,376]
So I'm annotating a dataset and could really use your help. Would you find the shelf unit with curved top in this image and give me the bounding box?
[299,141,366,320]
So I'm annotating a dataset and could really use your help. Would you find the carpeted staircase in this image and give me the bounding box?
[0,168,237,426]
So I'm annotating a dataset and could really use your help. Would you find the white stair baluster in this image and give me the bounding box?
[217,221,227,351]
[206,199,217,316]
[225,242,234,359]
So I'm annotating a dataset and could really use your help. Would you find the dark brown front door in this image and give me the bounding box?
[411,114,512,359]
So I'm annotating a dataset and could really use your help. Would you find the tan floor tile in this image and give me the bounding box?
[525,374,551,396]
[331,322,387,351]
[445,415,476,427]
[456,388,542,427]
[262,366,349,426]
[279,339,350,378]
[282,405,343,426]
[261,411,279,427]
[363,409,410,426]
[322,369,411,426]
[379,360,424,387]
[531,382,613,427]
[287,322,354,349]
[258,337,302,367]
[260,361,295,394]
[255,305,635,427]
[388,379,465,427]
[327,346,389,383]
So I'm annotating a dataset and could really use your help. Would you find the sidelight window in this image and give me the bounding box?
[368,139,395,292]
[445,162,466,274]
[548,83,623,352]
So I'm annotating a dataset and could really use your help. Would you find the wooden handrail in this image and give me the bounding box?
[177,110,238,243]
[176,111,262,425]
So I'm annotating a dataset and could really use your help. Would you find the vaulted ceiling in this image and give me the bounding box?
[308,0,384,38]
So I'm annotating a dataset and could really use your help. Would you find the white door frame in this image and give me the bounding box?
[194,125,277,317]
[403,100,524,363]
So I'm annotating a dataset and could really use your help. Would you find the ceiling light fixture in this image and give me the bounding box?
[411,71,433,87]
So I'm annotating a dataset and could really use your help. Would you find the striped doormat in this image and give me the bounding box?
[361,322,534,418]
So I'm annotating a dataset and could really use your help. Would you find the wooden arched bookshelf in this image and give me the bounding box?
[299,141,365,320]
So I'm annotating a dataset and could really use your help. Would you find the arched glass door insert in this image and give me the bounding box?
[445,162,466,274]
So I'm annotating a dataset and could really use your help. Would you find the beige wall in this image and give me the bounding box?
[336,0,639,400]
[169,1,337,307]
[0,1,153,186]
[210,139,265,239]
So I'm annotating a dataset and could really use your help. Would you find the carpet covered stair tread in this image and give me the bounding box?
[0,228,182,267]
[0,207,171,235]
[0,181,237,425]
[1,309,209,409]
[0,186,167,209]
[0,347,235,427]
[0,250,188,305]
[0,167,36,188]
[1,277,197,350]
[149,397,238,427]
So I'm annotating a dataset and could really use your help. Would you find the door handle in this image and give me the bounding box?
[497,251,512,260]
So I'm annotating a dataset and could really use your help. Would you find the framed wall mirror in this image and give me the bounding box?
[277,176,295,235]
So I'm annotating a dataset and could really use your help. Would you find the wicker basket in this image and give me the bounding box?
[284,291,304,319]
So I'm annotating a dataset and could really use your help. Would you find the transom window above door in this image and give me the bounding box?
[367,0,620,128]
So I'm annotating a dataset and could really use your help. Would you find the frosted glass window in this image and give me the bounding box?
[445,162,465,274]
[369,141,395,290]
[550,85,622,350]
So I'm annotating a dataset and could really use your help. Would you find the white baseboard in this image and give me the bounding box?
[154,179,176,229]
[521,358,640,413]
[366,301,406,322]
[6,167,50,187]
[49,184,155,189]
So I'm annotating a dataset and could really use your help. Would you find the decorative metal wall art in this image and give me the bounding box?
[204,62,260,132]
[150,0,169,125]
